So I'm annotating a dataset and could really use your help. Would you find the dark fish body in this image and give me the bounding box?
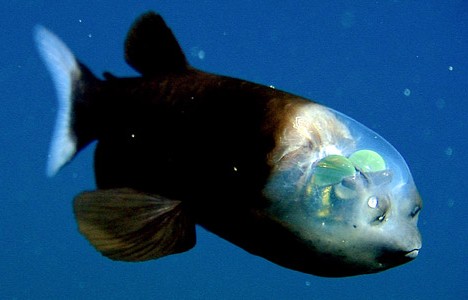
[35,12,422,277]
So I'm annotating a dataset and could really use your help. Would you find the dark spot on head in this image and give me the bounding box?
[353,224,357,228]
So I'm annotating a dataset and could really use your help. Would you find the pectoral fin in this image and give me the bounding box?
[73,188,195,262]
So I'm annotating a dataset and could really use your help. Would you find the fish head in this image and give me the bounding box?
[263,102,422,276]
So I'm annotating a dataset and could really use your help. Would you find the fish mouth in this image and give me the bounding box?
[404,248,420,259]
[378,247,421,267]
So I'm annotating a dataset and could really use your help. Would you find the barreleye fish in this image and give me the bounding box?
[35,12,422,277]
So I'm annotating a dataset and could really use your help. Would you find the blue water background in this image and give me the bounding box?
[1,1,466,299]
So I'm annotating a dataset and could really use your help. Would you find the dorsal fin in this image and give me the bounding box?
[125,12,188,76]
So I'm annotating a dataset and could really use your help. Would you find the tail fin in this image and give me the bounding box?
[34,26,100,177]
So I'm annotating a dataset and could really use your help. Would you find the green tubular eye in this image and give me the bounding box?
[313,155,355,187]
[349,150,386,173]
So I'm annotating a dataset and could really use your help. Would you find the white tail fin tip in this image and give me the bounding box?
[34,26,80,177]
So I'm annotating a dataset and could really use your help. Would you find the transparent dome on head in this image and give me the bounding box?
[264,103,416,226]
[327,108,413,190]
[290,106,418,228]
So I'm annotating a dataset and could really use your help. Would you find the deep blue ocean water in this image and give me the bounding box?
[1,1,466,299]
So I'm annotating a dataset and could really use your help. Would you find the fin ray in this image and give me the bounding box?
[74,188,196,262]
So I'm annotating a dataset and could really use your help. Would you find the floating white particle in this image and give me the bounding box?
[190,47,205,60]
[444,147,453,156]
[198,50,205,60]
[88,34,92,38]
[403,88,411,96]
[448,66,453,71]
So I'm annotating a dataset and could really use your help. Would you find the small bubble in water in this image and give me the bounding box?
[198,50,205,60]
[403,88,411,96]
[444,147,453,156]
[190,47,206,60]
[448,66,453,71]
